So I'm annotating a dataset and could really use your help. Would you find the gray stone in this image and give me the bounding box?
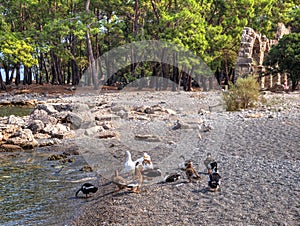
[30,109,58,125]
[37,103,58,114]
[70,103,90,112]
[66,112,83,129]
[27,120,45,134]
[84,126,104,136]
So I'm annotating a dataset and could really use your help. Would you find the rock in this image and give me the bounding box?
[30,109,58,125]
[7,115,26,126]
[66,112,83,129]
[43,123,75,139]
[95,114,121,121]
[70,103,90,112]
[27,120,45,134]
[37,103,58,114]
[1,124,21,141]
[53,104,73,112]
[53,123,70,133]
[37,138,62,146]
[134,134,161,142]
[52,131,75,139]
[7,129,38,148]
[84,126,104,136]
[60,157,75,163]
[42,123,55,134]
[247,113,263,118]
[53,111,69,122]
[164,109,177,115]
[98,131,119,139]
[0,144,24,152]
[80,165,93,172]
[48,153,68,161]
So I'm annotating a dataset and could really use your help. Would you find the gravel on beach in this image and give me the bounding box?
[69,90,300,226]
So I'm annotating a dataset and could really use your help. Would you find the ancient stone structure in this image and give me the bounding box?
[235,23,290,90]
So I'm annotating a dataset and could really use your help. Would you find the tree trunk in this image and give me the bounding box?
[86,0,98,89]
[15,63,21,86]
[4,64,10,85]
[27,67,32,85]
[172,52,178,91]
[23,67,28,85]
[9,67,15,84]
[0,70,6,90]
[50,50,58,84]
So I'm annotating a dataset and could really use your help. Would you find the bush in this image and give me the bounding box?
[223,76,260,111]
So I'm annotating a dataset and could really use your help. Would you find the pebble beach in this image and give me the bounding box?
[69,90,300,226]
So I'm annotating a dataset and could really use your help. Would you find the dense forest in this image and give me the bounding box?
[0,0,299,91]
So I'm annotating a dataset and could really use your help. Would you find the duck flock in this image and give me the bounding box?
[75,151,222,198]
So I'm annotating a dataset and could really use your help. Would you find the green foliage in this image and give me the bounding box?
[223,76,260,111]
[264,33,300,90]
[0,33,37,67]
[0,0,298,86]
[288,6,300,33]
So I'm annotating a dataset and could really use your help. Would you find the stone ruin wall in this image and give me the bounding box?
[235,23,291,90]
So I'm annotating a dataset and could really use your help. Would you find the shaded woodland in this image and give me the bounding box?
[0,0,299,91]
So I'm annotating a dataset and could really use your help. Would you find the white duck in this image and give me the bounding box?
[125,151,153,174]
[142,153,154,170]
[125,150,144,174]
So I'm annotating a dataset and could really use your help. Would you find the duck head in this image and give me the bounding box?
[143,153,151,161]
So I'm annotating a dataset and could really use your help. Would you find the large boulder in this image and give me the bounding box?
[66,112,83,129]
[43,123,75,139]
[27,120,45,134]
[1,124,21,141]
[7,129,38,148]
[30,109,58,125]
[36,103,59,115]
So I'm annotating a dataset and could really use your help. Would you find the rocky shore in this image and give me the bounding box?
[1,88,299,225]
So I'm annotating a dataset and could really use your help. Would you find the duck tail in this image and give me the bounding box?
[75,188,82,198]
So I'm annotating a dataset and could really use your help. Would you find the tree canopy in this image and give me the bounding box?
[0,0,299,89]
[264,33,300,90]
